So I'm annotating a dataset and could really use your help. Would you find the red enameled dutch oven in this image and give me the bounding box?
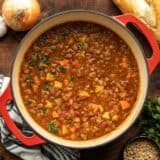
[0,10,160,149]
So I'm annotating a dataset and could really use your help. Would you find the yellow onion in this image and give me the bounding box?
[2,0,41,31]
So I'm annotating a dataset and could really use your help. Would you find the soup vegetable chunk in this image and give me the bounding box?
[19,22,139,140]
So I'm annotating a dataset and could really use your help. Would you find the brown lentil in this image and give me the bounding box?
[124,139,160,160]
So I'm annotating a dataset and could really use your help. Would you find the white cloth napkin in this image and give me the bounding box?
[0,75,80,160]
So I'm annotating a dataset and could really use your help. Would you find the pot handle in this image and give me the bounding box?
[114,14,160,75]
[0,84,46,146]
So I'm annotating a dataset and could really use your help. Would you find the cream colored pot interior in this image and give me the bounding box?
[12,10,148,148]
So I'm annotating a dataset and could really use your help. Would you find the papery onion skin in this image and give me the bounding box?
[0,16,7,38]
[2,0,41,31]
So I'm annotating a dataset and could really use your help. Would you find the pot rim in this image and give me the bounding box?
[11,9,149,149]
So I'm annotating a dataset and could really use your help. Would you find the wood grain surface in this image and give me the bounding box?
[0,0,160,160]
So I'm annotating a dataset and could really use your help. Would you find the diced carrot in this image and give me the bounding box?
[120,92,127,98]
[112,115,119,121]
[73,117,80,123]
[72,44,78,50]
[24,89,32,95]
[120,62,128,68]
[70,109,75,117]
[80,134,87,140]
[55,98,62,107]
[115,57,119,62]
[70,133,76,140]
[64,79,69,86]
[33,76,40,85]
[126,73,131,79]
[70,127,76,133]
[23,69,29,74]
[52,38,57,44]
[79,35,87,42]
[24,95,29,99]
[77,51,85,58]
[72,59,80,68]
[68,37,74,45]
[32,84,39,93]
[40,76,45,81]
[120,57,129,68]
[122,57,128,62]
[120,100,131,110]
[59,59,69,66]
[63,92,72,101]
[131,72,137,78]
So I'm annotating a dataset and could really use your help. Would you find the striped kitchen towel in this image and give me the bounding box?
[0,75,80,160]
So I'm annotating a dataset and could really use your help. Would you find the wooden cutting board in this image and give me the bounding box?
[0,0,160,160]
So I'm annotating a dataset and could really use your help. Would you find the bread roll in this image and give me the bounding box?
[113,0,160,43]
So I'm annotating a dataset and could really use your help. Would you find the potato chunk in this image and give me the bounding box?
[79,90,90,97]
[89,103,104,113]
[62,125,68,135]
[102,112,110,119]
[52,111,59,118]
[54,81,62,89]
[46,73,54,81]
[45,100,53,108]
[95,85,104,93]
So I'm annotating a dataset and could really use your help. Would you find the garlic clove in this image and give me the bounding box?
[0,16,7,38]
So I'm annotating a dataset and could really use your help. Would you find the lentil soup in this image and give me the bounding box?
[19,22,139,140]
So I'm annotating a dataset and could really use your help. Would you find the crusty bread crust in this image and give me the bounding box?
[113,0,160,43]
